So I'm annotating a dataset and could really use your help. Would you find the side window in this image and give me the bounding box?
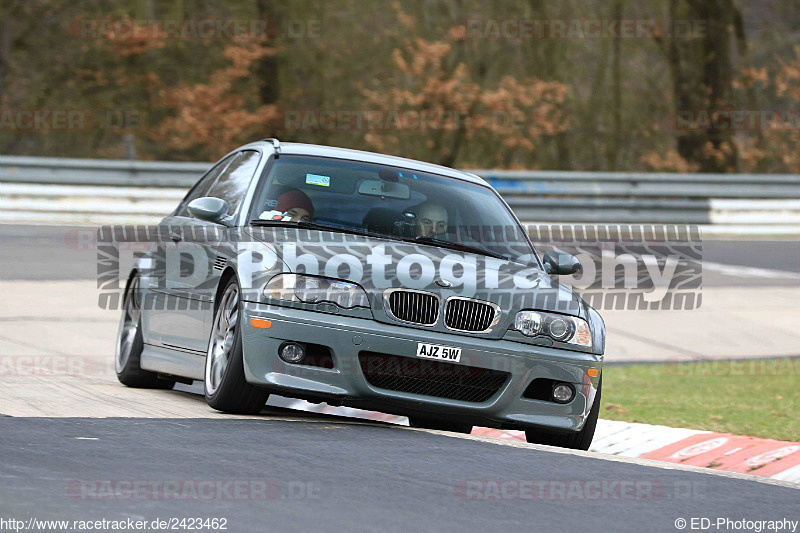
[205,150,261,216]
[175,153,237,217]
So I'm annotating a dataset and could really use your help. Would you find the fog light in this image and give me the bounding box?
[552,383,574,403]
[279,342,306,364]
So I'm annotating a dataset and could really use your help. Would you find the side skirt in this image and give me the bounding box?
[140,343,206,381]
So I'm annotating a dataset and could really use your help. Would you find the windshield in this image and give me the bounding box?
[249,155,537,264]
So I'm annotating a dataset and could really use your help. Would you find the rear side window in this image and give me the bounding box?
[176,153,237,217]
[205,150,262,216]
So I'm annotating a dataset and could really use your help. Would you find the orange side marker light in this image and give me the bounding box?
[587,368,599,378]
[250,318,272,329]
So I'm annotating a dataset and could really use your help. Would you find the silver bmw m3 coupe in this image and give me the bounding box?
[115,139,604,449]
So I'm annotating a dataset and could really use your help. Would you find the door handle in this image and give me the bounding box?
[169,232,182,242]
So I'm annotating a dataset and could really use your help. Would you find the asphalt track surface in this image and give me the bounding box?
[1,417,798,533]
[2,223,799,532]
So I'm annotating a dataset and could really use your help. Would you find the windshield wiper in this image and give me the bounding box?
[251,220,517,262]
[251,219,335,231]
[249,219,402,241]
[412,236,511,261]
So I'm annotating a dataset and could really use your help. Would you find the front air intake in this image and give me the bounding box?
[359,352,509,403]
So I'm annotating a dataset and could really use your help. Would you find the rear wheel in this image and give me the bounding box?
[408,416,473,434]
[204,279,269,414]
[115,275,174,389]
[525,378,602,450]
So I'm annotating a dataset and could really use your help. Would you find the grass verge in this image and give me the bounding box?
[601,358,800,441]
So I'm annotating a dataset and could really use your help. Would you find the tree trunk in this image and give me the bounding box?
[0,4,11,106]
[256,0,280,105]
[607,0,623,170]
[667,0,743,172]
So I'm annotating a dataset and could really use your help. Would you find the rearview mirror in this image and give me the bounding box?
[542,250,582,276]
[358,179,410,200]
[187,197,232,225]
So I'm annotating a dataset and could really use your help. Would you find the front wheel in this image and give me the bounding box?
[525,378,602,450]
[204,279,269,414]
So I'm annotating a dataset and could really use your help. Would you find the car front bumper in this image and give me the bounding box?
[240,301,602,432]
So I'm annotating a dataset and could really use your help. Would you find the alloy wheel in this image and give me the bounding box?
[205,283,239,395]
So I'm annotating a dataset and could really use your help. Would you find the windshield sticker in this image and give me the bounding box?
[306,173,331,187]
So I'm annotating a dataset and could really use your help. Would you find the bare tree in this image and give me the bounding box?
[662,0,746,172]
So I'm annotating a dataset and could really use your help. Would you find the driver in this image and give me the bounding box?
[414,202,448,238]
[262,189,315,222]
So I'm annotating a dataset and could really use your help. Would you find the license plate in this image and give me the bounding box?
[416,342,462,363]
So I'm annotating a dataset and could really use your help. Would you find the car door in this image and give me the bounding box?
[160,150,263,353]
[143,153,237,351]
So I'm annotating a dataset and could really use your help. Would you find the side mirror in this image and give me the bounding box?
[542,250,583,276]
[187,197,232,225]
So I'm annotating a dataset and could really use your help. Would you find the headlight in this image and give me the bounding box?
[514,311,543,337]
[513,311,592,348]
[264,274,369,309]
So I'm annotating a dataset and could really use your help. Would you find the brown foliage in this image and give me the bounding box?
[735,45,800,173]
[151,41,280,155]
[361,7,567,168]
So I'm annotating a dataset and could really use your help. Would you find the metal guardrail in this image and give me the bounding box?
[475,170,800,223]
[2,155,800,226]
[0,155,210,188]
[478,170,800,198]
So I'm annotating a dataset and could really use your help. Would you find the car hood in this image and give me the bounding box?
[245,227,585,318]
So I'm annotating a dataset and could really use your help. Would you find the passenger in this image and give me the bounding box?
[414,202,448,238]
[265,189,314,222]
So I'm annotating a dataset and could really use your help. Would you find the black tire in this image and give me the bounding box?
[204,278,269,414]
[408,416,473,434]
[525,378,601,450]
[115,275,175,389]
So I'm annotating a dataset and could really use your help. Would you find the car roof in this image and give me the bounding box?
[239,140,488,186]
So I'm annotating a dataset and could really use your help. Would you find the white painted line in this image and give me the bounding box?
[0,198,177,215]
[0,212,165,226]
[519,221,800,237]
[1,183,187,199]
[699,225,800,236]
[771,464,800,484]
[596,427,707,458]
[702,261,800,280]
[709,199,800,210]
